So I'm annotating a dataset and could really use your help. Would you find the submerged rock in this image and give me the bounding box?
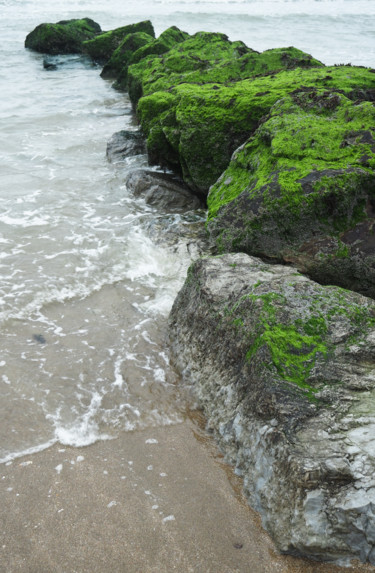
[25,18,102,54]
[168,252,375,565]
[207,88,375,298]
[43,59,57,70]
[143,211,210,261]
[125,169,203,212]
[106,130,146,162]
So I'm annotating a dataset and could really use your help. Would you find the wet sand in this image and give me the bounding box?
[1,417,374,573]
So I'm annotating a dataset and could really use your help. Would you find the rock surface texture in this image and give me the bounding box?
[169,253,375,565]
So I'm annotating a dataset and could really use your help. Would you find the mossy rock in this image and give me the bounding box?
[207,88,375,297]
[115,26,190,92]
[137,65,375,193]
[127,31,258,106]
[82,20,155,63]
[170,252,375,415]
[100,31,154,80]
[169,252,375,564]
[25,18,102,55]
[128,42,323,107]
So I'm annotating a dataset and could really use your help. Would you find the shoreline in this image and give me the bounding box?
[1,417,374,573]
[13,16,375,569]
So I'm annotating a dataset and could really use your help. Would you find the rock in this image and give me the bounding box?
[100,31,154,80]
[125,169,203,212]
[136,65,374,194]
[43,59,57,70]
[114,26,189,92]
[168,252,375,565]
[207,88,375,298]
[128,38,323,108]
[143,211,210,262]
[25,18,102,55]
[82,21,155,64]
[106,130,146,162]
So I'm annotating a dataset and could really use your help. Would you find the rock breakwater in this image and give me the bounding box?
[25,18,375,565]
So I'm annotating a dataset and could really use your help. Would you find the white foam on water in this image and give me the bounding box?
[113,356,126,389]
[49,393,113,447]
[0,439,56,466]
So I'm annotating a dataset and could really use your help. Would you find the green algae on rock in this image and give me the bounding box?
[168,252,375,564]
[114,26,189,91]
[137,65,375,193]
[100,32,155,80]
[128,41,323,107]
[207,87,375,297]
[25,18,102,55]
[82,20,155,64]
[127,31,253,102]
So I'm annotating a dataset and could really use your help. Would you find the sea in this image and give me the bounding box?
[0,0,374,465]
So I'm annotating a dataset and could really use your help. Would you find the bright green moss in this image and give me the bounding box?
[126,31,249,105]
[131,26,189,64]
[137,66,375,193]
[127,36,323,107]
[82,20,155,62]
[118,26,189,92]
[222,281,375,398]
[208,88,375,219]
[227,291,326,396]
[100,32,154,79]
[137,91,177,133]
[249,325,326,395]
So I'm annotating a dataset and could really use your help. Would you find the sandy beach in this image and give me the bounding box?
[1,416,374,573]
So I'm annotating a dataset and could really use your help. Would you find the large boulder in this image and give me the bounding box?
[25,18,102,54]
[207,88,375,298]
[168,252,375,565]
[82,20,155,63]
[137,66,375,194]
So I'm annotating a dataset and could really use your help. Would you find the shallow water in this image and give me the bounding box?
[1,0,374,464]
[0,49,199,462]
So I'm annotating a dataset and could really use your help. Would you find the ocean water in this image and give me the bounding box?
[0,0,374,464]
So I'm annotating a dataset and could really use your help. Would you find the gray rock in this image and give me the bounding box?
[106,130,146,162]
[168,252,375,565]
[142,212,210,262]
[125,169,203,212]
